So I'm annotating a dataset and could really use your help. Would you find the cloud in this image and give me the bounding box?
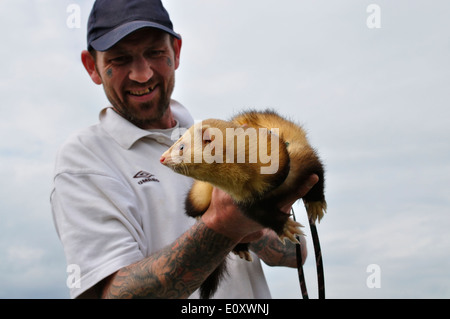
[0,0,94,298]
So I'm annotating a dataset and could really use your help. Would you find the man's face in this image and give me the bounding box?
[93,28,180,129]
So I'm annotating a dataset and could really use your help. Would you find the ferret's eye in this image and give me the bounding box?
[179,144,185,151]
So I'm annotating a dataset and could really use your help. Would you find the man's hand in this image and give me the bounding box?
[201,174,319,243]
[249,174,319,267]
[201,187,265,243]
[279,174,319,214]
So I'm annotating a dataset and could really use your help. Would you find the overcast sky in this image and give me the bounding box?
[0,0,449,298]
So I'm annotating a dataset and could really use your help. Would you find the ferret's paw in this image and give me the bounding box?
[305,201,327,223]
[232,250,253,262]
[278,219,304,244]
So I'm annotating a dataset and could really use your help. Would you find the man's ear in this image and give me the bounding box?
[81,50,102,85]
[172,36,182,70]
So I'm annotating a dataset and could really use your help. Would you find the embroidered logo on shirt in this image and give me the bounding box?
[133,171,160,185]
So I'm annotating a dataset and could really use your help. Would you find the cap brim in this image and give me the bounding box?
[90,20,181,51]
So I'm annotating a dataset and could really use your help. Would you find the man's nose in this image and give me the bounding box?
[129,57,154,83]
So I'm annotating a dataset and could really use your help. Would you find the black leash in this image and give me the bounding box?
[292,208,308,298]
[309,217,325,299]
[292,207,325,299]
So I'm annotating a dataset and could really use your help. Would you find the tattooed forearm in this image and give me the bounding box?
[249,230,305,268]
[102,220,236,299]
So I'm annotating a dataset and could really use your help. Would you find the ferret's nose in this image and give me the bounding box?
[160,156,166,164]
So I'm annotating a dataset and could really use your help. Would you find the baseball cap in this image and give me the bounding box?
[87,0,181,51]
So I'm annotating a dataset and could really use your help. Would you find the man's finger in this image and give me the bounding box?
[279,174,319,213]
[303,174,319,195]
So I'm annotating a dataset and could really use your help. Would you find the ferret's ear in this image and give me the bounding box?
[202,125,212,143]
[240,123,249,129]
[194,124,208,140]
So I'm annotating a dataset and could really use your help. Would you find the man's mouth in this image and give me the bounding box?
[127,86,156,96]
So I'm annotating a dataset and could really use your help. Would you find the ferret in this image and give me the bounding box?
[160,110,327,299]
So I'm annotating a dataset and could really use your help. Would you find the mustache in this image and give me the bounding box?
[126,81,156,89]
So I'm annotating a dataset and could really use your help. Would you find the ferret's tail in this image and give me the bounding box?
[301,151,327,223]
[200,260,228,299]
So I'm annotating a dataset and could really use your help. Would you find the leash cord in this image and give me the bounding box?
[291,207,325,299]
[291,208,309,299]
[309,217,325,299]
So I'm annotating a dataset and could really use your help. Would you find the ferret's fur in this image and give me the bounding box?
[160,110,327,299]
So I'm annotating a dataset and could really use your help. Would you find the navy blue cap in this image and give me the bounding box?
[87,0,180,51]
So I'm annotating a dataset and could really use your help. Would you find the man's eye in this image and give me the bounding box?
[110,56,130,64]
[149,50,165,58]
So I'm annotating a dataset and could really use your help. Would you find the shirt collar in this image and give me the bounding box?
[99,100,194,150]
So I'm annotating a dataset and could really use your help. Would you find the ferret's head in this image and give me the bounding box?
[161,118,290,199]
[160,120,227,181]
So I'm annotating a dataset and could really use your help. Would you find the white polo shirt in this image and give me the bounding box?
[51,100,271,299]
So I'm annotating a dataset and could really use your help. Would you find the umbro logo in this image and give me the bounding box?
[133,170,160,185]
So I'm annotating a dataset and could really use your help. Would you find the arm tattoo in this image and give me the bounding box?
[102,220,236,299]
[249,231,299,268]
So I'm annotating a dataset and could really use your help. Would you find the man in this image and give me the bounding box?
[51,0,317,299]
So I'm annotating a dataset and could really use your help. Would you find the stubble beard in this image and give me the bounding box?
[106,75,175,129]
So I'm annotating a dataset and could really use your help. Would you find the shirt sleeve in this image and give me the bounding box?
[51,170,146,298]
